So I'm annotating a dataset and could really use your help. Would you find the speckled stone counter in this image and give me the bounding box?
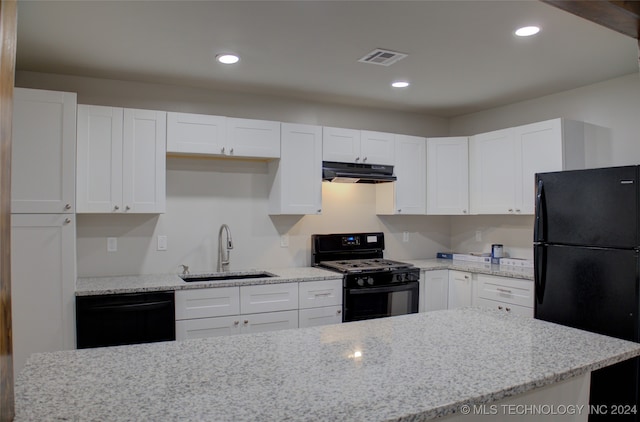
[76,266,340,296]
[406,258,534,280]
[15,308,640,422]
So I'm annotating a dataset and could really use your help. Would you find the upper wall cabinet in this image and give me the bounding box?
[376,135,426,215]
[166,112,280,159]
[426,137,469,215]
[77,105,166,214]
[12,88,77,214]
[470,118,610,215]
[322,127,395,166]
[268,123,322,215]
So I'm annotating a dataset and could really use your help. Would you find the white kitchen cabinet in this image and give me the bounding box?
[268,123,322,215]
[474,274,533,317]
[298,279,343,328]
[421,270,449,312]
[11,214,76,375]
[447,270,473,309]
[166,112,226,155]
[174,286,240,320]
[470,118,608,215]
[11,88,76,214]
[167,113,280,158]
[176,310,299,340]
[426,137,469,215]
[376,135,426,215]
[322,127,394,165]
[242,310,299,334]
[76,105,166,213]
[240,282,298,314]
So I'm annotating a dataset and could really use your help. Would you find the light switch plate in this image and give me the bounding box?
[107,237,117,252]
[475,230,482,242]
[157,235,168,251]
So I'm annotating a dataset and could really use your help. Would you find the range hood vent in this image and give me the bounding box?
[358,48,408,66]
[322,161,396,184]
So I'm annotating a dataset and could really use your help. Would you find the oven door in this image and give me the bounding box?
[343,281,419,322]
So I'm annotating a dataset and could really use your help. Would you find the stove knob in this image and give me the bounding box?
[357,278,365,287]
[367,277,374,286]
[395,274,403,282]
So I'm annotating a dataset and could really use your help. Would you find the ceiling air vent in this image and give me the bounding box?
[358,48,408,66]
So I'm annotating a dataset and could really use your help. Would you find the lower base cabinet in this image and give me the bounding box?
[421,269,449,312]
[176,310,298,340]
[299,305,342,328]
[474,274,534,317]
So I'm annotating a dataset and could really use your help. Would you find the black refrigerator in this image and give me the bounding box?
[534,165,639,421]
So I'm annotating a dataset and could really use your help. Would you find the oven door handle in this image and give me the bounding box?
[346,283,417,295]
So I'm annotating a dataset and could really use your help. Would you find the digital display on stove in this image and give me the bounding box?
[342,236,360,246]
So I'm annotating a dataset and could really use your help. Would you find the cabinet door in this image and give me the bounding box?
[176,316,241,340]
[423,269,449,312]
[360,130,395,165]
[12,88,76,213]
[122,109,166,213]
[268,123,322,215]
[469,128,517,214]
[76,105,124,213]
[241,310,298,334]
[322,126,360,163]
[227,118,280,158]
[11,214,76,375]
[394,135,426,214]
[515,119,563,214]
[166,112,226,155]
[447,270,472,309]
[299,306,342,328]
[240,283,298,314]
[175,287,240,320]
[427,137,469,215]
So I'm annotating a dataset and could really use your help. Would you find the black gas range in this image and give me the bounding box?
[312,232,419,322]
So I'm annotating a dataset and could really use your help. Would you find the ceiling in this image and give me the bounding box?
[15,0,640,118]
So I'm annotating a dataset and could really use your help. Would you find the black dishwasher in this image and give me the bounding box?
[76,291,175,349]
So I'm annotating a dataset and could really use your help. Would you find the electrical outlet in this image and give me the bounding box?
[280,234,289,248]
[157,235,168,251]
[475,230,482,242]
[107,237,117,252]
[403,231,410,243]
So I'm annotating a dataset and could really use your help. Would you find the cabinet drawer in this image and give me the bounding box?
[475,297,533,317]
[240,283,298,314]
[299,306,342,328]
[242,310,298,334]
[299,279,342,309]
[176,315,239,340]
[175,287,240,320]
[476,274,533,308]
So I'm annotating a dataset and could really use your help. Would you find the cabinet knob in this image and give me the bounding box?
[515,209,521,213]
[463,209,467,214]
[230,148,234,154]
[221,147,225,153]
[64,218,71,224]
[243,320,249,325]
[337,310,342,315]
[355,157,360,162]
[498,306,503,310]
[506,307,511,312]
[114,205,120,211]
[234,321,239,326]
[125,205,131,211]
[508,208,513,213]
[64,203,71,210]
[317,209,322,213]
[397,209,402,213]
[363,157,367,162]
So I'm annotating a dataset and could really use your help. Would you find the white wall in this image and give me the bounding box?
[15,72,451,276]
[449,72,640,259]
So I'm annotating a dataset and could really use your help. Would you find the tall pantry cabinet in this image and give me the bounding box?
[11,88,77,376]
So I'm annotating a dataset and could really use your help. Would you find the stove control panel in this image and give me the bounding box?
[341,235,361,246]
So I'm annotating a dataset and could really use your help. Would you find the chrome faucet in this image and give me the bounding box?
[217,224,233,272]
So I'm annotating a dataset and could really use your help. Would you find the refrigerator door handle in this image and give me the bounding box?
[534,178,545,243]
[534,245,546,304]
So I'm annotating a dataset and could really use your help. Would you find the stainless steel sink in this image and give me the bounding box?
[181,271,275,283]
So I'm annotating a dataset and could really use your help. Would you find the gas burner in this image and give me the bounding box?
[319,258,413,274]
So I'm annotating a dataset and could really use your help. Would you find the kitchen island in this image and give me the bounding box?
[15,308,640,421]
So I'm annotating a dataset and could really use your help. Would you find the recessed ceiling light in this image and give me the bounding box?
[391,81,410,88]
[216,54,240,64]
[515,26,540,37]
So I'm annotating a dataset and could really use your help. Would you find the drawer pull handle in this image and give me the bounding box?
[314,292,332,297]
[496,288,513,294]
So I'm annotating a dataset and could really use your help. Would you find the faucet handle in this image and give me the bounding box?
[179,264,190,275]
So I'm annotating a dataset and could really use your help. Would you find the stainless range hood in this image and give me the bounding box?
[322,161,396,183]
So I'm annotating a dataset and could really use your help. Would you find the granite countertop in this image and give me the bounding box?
[15,308,640,422]
[406,258,534,281]
[76,266,341,296]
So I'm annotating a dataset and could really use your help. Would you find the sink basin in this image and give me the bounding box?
[181,272,275,283]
